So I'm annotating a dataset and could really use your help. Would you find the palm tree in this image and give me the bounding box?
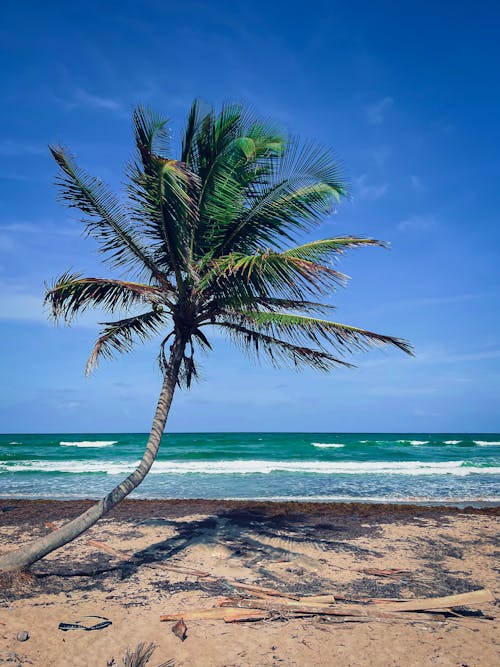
[0,102,412,572]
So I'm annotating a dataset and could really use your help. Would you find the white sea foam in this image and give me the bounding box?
[8,442,22,445]
[223,495,500,504]
[444,440,462,445]
[474,441,500,446]
[1,459,498,476]
[397,440,429,445]
[0,460,134,474]
[312,443,345,448]
[59,441,117,448]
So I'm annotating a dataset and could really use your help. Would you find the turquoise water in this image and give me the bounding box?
[0,433,499,503]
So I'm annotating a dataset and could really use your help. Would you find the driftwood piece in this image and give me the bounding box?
[159,591,496,624]
[218,596,334,609]
[160,608,268,622]
[226,592,335,605]
[228,582,300,600]
[377,589,495,612]
[217,598,444,621]
[299,594,336,604]
[223,611,271,623]
[361,568,408,578]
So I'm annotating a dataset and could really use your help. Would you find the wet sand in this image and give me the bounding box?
[0,499,498,666]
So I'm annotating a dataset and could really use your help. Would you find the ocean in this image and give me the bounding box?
[0,433,499,504]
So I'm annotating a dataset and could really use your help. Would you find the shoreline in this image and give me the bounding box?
[2,495,500,508]
[1,497,499,525]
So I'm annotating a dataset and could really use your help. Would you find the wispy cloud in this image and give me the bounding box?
[0,224,37,252]
[355,174,388,200]
[442,349,500,363]
[372,145,392,167]
[398,214,436,232]
[53,86,124,115]
[411,345,500,366]
[0,222,80,255]
[0,220,81,241]
[366,96,393,125]
[367,385,438,397]
[0,291,46,323]
[413,408,442,418]
[0,223,39,233]
[0,234,17,253]
[0,140,46,157]
[377,293,482,312]
[410,175,426,192]
[73,88,122,112]
[364,292,483,321]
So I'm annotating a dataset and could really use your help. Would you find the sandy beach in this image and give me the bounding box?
[0,499,498,666]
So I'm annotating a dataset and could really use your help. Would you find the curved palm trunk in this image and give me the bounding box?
[0,337,186,573]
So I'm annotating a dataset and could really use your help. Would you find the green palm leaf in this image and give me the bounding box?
[202,249,348,303]
[282,236,388,263]
[133,105,171,161]
[219,311,413,356]
[206,296,335,316]
[129,108,201,286]
[212,138,347,256]
[187,105,286,260]
[128,157,200,286]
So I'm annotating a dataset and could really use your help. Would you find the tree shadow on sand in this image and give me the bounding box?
[1,507,481,601]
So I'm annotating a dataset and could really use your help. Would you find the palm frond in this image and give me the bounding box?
[216,320,352,371]
[187,104,286,259]
[202,249,347,303]
[130,104,201,284]
[222,311,413,356]
[128,157,200,285]
[45,272,166,322]
[50,147,162,280]
[201,295,335,317]
[282,236,388,263]
[181,99,202,165]
[190,105,252,258]
[86,310,168,375]
[133,105,171,162]
[212,137,347,256]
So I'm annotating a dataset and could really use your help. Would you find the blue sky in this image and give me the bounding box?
[1,0,499,432]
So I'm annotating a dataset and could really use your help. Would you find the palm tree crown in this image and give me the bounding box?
[46,102,412,383]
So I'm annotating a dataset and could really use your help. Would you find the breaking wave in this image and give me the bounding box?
[474,441,500,446]
[1,459,498,476]
[397,440,429,445]
[59,441,117,448]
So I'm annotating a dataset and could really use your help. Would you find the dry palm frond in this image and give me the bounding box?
[116,641,174,667]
